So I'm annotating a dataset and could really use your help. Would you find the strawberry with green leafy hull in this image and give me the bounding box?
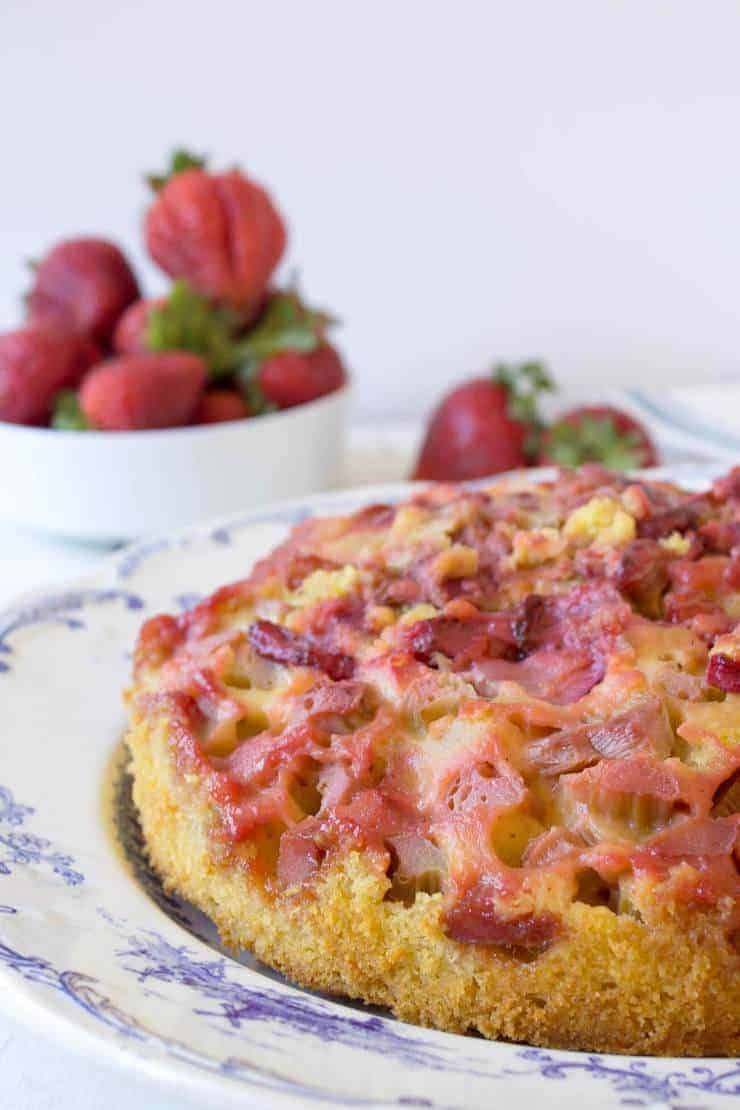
[413,363,552,481]
[538,405,658,469]
[238,289,347,410]
[111,277,346,411]
[114,281,246,378]
[145,150,286,314]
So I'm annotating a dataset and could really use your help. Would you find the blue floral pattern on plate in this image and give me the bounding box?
[0,589,143,673]
[0,466,736,1108]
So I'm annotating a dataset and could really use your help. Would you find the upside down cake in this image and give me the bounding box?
[127,466,740,1055]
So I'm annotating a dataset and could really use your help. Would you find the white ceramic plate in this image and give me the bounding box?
[1,467,738,1110]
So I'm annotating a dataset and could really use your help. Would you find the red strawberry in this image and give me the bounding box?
[538,405,658,469]
[195,389,251,424]
[145,155,286,312]
[112,297,163,355]
[27,238,139,344]
[412,363,552,481]
[257,343,346,409]
[79,353,206,430]
[0,326,99,425]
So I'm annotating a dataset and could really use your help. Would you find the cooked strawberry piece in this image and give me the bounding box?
[524,699,672,776]
[27,238,139,344]
[405,585,628,678]
[615,539,670,615]
[699,518,740,554]
[134,613,185,671]
[225,721,316,791]
[470,648,605,705]
[247,618,313,667]
[445,883,560,948]
[521,828,582,867]
[349,503,396,530]
[510,594,550,654]
[707,652,740,693]
[292,680,368,721]
[590,700,674,759]
[385,833,447,901]
[582,754,681,801]
[445,758,527,817]
[382,577,422,605]
[403,613,515,668]
[629,816,740,907]
[512,584,631,656]
[0,326,99,424]
[712,467,740,502]
[247,619,355,681]
[277,825,324,888]
[79,352,207,430]
[145,166,286,311]
[642,816,738,859]
[638,505,699,540]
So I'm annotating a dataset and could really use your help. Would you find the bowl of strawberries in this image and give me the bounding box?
[0,150,349,540]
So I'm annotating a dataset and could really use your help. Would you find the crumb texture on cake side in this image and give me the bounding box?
[126,466,740,1056]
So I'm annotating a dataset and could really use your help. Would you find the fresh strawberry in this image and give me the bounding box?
[79,353,206,430]
[257,344,346,409]
[412,362,552,481]
[27,238,139,344]
[112,297,163,355]
[145,150,286,312]
[538,405,658,469]
[0,326,99,424]
[195,389,251,424]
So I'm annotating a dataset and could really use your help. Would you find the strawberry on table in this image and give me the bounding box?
[79,352,206,430]
[538,405,658,469]
[145,149,286,313]
[412,362,552,481]
[27,238,139,344]
[0,326,99,424]
[195,389,251,424]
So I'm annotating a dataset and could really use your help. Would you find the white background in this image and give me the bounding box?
[3,0,740,422]
[1,3,739,1106]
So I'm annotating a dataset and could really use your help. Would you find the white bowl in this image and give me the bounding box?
[0,386,350,541]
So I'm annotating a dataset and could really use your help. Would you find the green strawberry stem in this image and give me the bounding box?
[147,148,208,191]
[234,288,336,404]
[491,361,555,459]
[51,390,89,431]
[146,281,243,378]
[545,416,646,470]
